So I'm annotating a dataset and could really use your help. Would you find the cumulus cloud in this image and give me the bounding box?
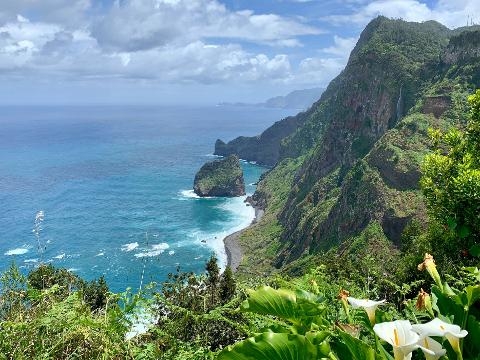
[0,11,293,84]
[91,0,321,51]
[293,36,357,86]
[324,0,480,29]
[0,0,477,102]
[0,0,321,85]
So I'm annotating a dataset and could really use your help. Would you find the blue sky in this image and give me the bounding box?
[0,0,478,105]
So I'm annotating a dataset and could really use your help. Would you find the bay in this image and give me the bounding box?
[0,105,294,291]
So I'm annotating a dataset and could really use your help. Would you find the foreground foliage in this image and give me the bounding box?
[421,90,480,252]
[219,255,479,360]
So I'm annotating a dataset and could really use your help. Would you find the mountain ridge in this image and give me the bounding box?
[218,16,480,273]
[218,87,324,110]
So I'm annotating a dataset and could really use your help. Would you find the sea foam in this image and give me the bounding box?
[178,189,213,200]
[121,242,139,252]
[4,247,30,256]
[180,190,200,199]
[134,243,170,258]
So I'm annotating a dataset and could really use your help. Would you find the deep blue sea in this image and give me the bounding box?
[0,105,294,292]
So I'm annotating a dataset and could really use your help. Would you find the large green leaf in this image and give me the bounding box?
[469,245,480,257]
[240,286,324,322]
[333,331,378,360]
[464,314,480,358]
[217,332,318,360]
[432,286,466,326]
[464,285,480,308]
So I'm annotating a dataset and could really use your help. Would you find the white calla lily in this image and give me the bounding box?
[347,297,385,324]
[412,318,468,355]
[374,320,434,360]
[418,336,446,360]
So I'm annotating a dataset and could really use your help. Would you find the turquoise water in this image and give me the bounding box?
[0,105,293,292]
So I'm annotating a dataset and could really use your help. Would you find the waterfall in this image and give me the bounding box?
[396,86,404,122]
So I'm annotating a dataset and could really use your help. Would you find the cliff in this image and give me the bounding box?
[193,155,246,197]
[214,113,309,166]
[228,17,480,272]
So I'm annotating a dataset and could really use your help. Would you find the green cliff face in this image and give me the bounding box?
[232,17,480,272]
[193,155,245,197]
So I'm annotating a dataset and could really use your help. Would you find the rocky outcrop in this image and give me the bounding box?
[193,155,245,197]
[422,96,451,118]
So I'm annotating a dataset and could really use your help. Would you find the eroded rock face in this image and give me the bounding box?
[422,96,451,118]
[214,113,309,166]
[193,155,245,197]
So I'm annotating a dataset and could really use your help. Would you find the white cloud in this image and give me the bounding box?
[91,0,322,51]
[0,0,318,86]
[324,0,480,29]
[293,36,357,86]
[321,35,357,57]
[0,0,477,103]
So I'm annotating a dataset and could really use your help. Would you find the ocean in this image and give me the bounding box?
[0,105,294,292]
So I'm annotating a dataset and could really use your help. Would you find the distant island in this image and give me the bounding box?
[218,87,324,110]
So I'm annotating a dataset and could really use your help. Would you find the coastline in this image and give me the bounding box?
[223,202,264,271]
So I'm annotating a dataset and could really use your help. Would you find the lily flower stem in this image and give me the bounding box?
[374,334,380,356]
[328,351,340,360]
[341,298,352,324]
[460,309,469,357]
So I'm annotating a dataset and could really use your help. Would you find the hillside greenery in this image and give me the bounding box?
[1,18,480,359]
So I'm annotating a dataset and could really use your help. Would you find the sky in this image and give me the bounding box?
[0,0,478,105]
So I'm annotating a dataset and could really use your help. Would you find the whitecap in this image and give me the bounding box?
[24,258,38,263]
[179,189,200,199]
[95,252,105,257]
[168,250,175,256]
[134,250,163,258]
[53,253,65,260]
[67,268,79,272]
[4,247,30,256]
[35,210,45,222]
[121,242,139,252]
[152,243,169,251]
[134,243,169,258]
[178,189,213,200]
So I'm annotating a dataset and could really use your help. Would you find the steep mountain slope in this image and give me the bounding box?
[229,17,480,272]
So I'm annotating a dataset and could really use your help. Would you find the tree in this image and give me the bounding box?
[27,264,81,298]
[219,266,236,304]
[81,276,110,312]
[205,254,220,306]
[421,90,480,251]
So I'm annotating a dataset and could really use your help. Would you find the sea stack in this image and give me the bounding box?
[193,155,246,197]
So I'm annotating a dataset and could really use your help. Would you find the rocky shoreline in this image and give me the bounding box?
[223,202,264,271]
